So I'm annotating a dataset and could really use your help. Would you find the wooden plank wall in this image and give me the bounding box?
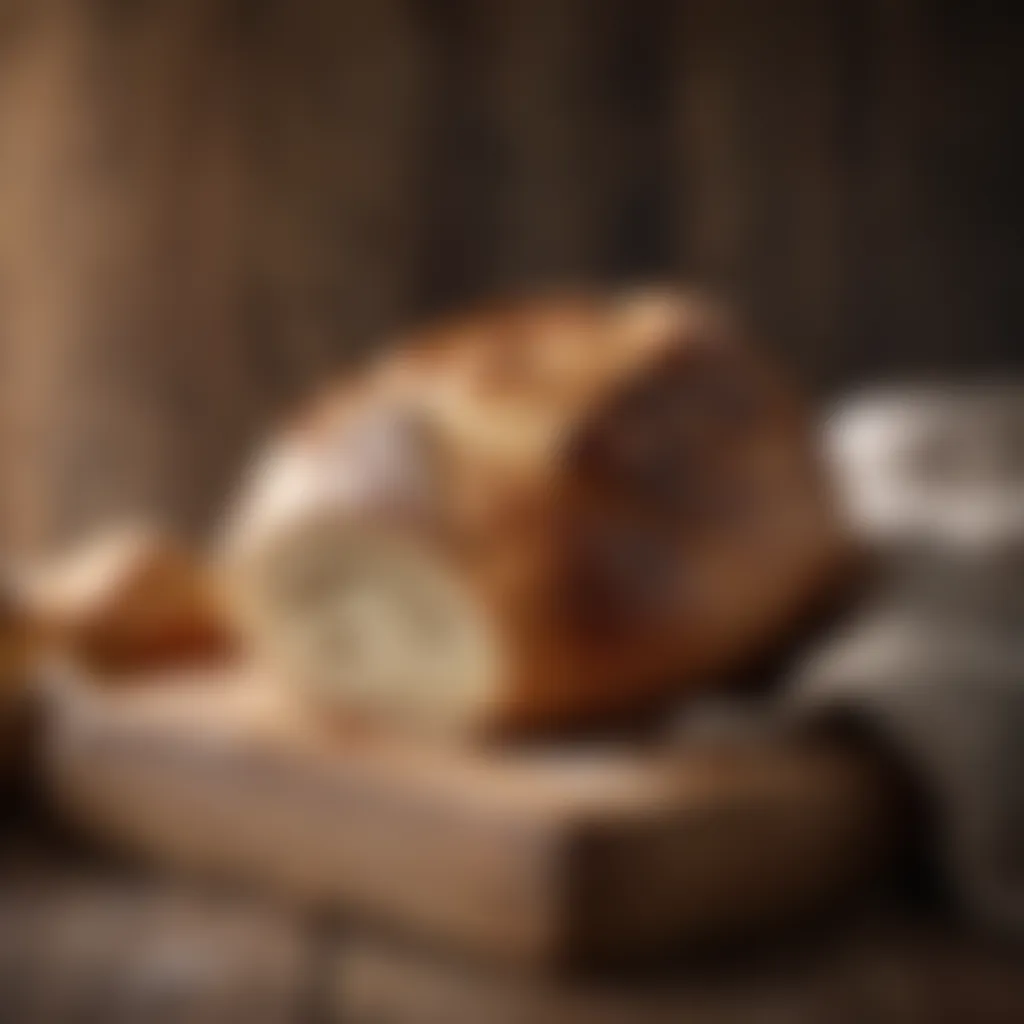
[0,0,1021,548]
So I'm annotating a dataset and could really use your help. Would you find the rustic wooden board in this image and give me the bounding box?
[41,669,895,967]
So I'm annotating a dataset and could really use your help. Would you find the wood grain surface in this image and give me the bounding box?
[41,669,896,966]
[0,1,1022,548]
[1,828,1023,1024]
[337,926,1024,1024]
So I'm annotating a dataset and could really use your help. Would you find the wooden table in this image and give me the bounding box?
[2,815,1023,1024]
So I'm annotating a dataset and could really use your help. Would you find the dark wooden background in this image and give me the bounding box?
[0,0,1021,549]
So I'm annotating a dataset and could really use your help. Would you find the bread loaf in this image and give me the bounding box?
[223,289,850,735]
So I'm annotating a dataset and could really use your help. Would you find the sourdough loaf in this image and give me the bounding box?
[223,289,849,735]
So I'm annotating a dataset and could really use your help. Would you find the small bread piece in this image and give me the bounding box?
[0,574,32,689]
[0,570,36,769]
[223,289,851,736]
[24,525,233,675]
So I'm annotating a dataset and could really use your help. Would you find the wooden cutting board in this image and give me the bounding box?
[40,668,898,967]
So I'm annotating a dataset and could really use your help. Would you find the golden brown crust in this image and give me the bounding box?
[225,288,851,735]
[24,525,234,676]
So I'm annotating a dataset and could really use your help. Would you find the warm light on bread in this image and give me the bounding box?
[223,289,850,736]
